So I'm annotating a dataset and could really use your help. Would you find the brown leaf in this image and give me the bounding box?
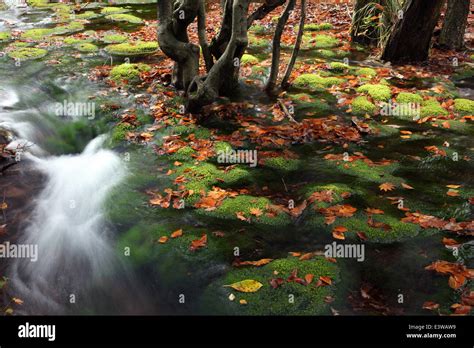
[379,182,395,192]
[190,234,207,251]
[422,301,439,310]
[170,229,183,238]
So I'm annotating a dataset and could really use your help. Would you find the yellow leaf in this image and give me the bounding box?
[379,182,395,192]
[170,229,183,238]
[158,236,168,244]
[224,279,263,293]
[0,202,7,210]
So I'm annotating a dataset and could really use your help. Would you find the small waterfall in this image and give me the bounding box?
[9,135,127,313]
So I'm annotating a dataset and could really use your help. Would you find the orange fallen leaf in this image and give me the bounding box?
[401,183,414,190]
[190,234,207,251]
[171,229,183,238]
[249,208,263,217]
[305,274,314,284]
[379,182,395,192]
[158,236,168,244]
[422,301,439,310]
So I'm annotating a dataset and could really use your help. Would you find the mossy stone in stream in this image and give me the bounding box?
[354,67,377,77]
[240,54,259,65]
[75,42,99,53]
[0,32,11,43]
[351,96,376,116]
[75,11,101,20]
[304,23,333,31]
[111,123,133,142]
[303,34,340,49]
[53,21,85,35]
[105,41,158,56]
[20,28,55,41]
[196,195,291,227]
[7,47,48,61]
[328,62,349,72]
[110,63,150,84]
[169,145,196,162]
[102,34,128,44]
[357,83,391,102]
[454,98,474,115]
[293,74,344,90]
[105,188,151,225]
[27,0,51,8]
[64,37,88,45]
[100,6,130,15]
[396,92,423,104]
[420,99,448,117]
[263,157,300,173]
[105,14,143,24]
[201,257,339,315]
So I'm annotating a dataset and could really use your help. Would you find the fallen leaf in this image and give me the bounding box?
[379,182,395,192]
[170,229,183,238]
[190,234,207,251]
[158,236,168,244]
[224,279,263,293]
[422,301,439,310]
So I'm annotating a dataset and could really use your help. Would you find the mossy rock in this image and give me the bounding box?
[325,158,401,184]
[169,145,196,162]
[27,0,51,8]
[420,99,448,117]
[100,6,130,15]
[303,34,340,49]
[75,11,101,20]
[7,47,48,61]
[240,54,259,65]
[293,74,345,90]
[396,92,423,104]
[102,33,128,44]
[287,93,332,116]
[111,123,133,142]
[105,41,158,56]
[354,67,377,77]
[454,98,474,115]
[301,183,354,209]
[110,63,150,84]
[328,62,349,72]
[263,157,300,173]
[75,42,98,53]
[248,35,268,50]
[53,21,85,35]
[201,257,339,315]
[196,195,291,227]
[351,96,376,116]
[64,37,90,45]
[304,23,333,31]
[105,14,143,24]
[20,28,55,41]
[249,24,270,35]
[357,83,391,102]
[0,32,11,43]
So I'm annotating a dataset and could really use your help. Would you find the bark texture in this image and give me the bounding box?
[381,0,445,63]
[439,0,470,51]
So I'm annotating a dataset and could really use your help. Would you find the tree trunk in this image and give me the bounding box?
[281,0,305,89]
[265,0,295,94]
[157,0,200,90]
[187,0,250,112]
[381,0,445,63]
[439,0,470,51]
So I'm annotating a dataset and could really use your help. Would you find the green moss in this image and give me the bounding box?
[328,62,349,72]
[396,92,423,104]
[317,49,336,58]
[248,35,268,49]
[105,41,158,56]
[75,11,101,20]
[20,28,54,41]
[240,54,259,65]
[264,157,300,173]
[105,14,143,24]
[201,257,339,315]
[169,146,196,162]
[0,32,11,43]
[75,42,98,53]
[214,141,233,154]
[303,34,340,49]
[64,37,87,45]
[102,34,128,44]
[7,47,48,61]
[112,123,133,142]
[27,0,51,8]
[454,98,474,115]
[326,158,401,184]
[420,99,448,117]
[110,63,150,83]
[287,93,332,116]
[357,84,391,101]
[196,195,290,227]
[304,23,333,31]
[53,21,85,35]
[100,6,129,14]
[352,96,376,116]
[355,67,377,77]
[249,24,269,35]
[293,74,345,90]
